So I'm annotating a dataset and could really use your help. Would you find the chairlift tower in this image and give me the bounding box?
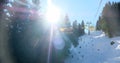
[86,22,91,35]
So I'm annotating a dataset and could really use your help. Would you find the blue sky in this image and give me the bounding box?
[41,0,120,26]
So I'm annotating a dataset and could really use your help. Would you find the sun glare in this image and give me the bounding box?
[45,0,61,24]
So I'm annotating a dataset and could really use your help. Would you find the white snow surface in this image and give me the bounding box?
[65,31,120,63]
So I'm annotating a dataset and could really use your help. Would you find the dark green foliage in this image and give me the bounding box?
[78,21,85,36]
[73,20,78,30]
[0,1,85,63]
[61,15,71,28]
[96,17,108,33]
[96,2,120,38]
[70,33,79,47]
[7,1,73,63]
[78,23,82,36]
[64,15,71,27]
[71,20,85,47]
[60,15,79,47]
[9,2,46,63]
[96,17,102,30]
[72,20,85,37]
[72,20,79,47]
[81,20,85,35]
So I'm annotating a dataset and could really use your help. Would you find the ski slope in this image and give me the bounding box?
[65,31,120,63]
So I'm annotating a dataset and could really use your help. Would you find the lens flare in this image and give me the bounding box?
[53,31,65,50]
[45,0,61,24]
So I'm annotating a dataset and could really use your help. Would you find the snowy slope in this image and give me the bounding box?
[65,31,120,63]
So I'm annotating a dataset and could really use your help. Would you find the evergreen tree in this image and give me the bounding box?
[9,0,47,63]
[73,20,77,30]
[0,0,16,63]
[8,1,72,63]
[63,14,71,28]
[78,23,82,36]
[96,1,120,37]
[96,17,102,30]
[81,20,85,35]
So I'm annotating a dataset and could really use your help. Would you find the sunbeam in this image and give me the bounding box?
[45,0,61,24]
[47,25,54,63]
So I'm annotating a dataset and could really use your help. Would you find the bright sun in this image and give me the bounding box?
[45,0,61,24]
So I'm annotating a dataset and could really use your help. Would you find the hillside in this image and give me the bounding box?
[65,31,120,63]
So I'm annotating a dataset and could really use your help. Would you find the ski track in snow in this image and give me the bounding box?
[65,31,120,63]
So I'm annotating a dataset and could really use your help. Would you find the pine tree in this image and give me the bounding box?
[81,20,85,35]
[96,2,120,37]
[78,23,82,36]
[73,20,77,30]
[0,1,16,63]
[9,1,48,63]
[63,14,71,28]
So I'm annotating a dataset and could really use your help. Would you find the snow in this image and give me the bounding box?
[65,31,120,63]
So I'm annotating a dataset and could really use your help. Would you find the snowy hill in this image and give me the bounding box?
[65,31,120,63]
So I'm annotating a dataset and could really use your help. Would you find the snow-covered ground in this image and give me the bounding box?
[65,31,120,63]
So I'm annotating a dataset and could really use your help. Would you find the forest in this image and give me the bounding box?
[0,0,85,63]
[96,2,120,37]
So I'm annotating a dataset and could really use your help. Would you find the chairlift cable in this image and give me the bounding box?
[95,0,103,17]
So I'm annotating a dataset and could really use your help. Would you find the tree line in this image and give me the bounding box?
[61,15,85,47]
[0,0,85,63]
[62,15,85,36]
[96,2,120,38]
